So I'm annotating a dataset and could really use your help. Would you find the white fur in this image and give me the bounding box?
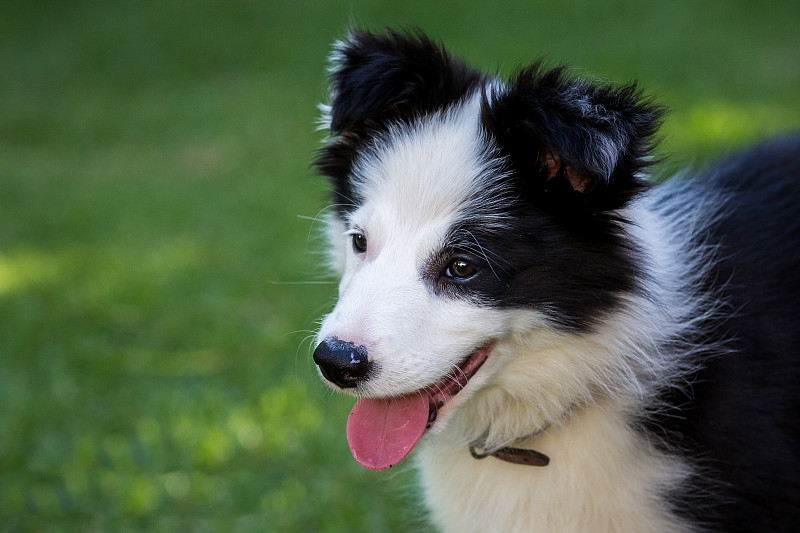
[317,96,515,399]
[418,400,692,533]
[412,180,725,532]
[317,92,724,532]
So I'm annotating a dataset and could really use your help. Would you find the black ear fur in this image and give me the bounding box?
[327,28,484,136]
[484,63,666,213]
[315,29,665,216]
[315,28,484,215]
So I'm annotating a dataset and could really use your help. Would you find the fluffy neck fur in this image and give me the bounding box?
[414,180,725,533]
[417,400,694,533]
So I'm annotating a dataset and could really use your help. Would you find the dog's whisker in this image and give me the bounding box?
[463,230,503,281]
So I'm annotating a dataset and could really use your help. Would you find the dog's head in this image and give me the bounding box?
[311,28,664,470]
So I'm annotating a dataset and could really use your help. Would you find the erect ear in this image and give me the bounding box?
[323,27,484,136]
[484,63,666,213]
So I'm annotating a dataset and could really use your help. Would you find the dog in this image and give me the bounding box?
[310,28,799,532]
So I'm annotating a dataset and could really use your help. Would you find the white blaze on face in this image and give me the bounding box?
[317,96,511,399]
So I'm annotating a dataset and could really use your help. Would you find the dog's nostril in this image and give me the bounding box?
[313,339,370,389]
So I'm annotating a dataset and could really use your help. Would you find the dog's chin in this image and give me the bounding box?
[345,343,493,470]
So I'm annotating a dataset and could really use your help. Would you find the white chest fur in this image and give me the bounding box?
[416,402,693,533]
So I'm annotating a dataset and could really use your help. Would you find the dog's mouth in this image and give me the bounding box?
[345,344,492,470]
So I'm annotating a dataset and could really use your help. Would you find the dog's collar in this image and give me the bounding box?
[468,431,550,467]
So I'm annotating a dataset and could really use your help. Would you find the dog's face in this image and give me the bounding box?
[318,100,513,397]
[312,29,663,470]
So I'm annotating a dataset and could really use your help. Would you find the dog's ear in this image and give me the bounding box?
[484,63,666,213]
[315,28,484,216]
[323,28,484,136]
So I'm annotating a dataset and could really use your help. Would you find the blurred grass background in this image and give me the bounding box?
[0,0,797,531]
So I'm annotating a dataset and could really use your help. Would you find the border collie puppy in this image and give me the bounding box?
[311,28,799,533]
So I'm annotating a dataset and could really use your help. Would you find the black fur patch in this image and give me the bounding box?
[327,28,485,136]
[427,208,641,331]
[313,28,484,216]
[482,63,666,214]
[644,134,800,531]
[464,64,665,329]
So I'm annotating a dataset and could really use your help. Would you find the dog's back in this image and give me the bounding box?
[650,135,800,531]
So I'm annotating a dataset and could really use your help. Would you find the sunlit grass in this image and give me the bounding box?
[0,250,62,296]
[1,0,798,531]
[661,100,798,159]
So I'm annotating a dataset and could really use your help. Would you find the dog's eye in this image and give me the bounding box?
[352,233,367,254]
[445,258,478,280]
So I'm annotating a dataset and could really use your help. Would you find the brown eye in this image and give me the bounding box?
[445,258,478,280]
[352,233,367,254]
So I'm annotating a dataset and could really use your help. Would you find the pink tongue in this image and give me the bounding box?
[346,394,429,470]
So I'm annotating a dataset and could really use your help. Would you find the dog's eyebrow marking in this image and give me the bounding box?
[350,352,361,364]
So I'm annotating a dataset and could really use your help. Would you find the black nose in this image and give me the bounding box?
[313,338,370,389]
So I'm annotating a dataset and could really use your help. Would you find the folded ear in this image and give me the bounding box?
[324,28,484,136]
[484,63,666,213]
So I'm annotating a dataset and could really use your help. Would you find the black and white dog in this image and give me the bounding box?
[311,28,799,532]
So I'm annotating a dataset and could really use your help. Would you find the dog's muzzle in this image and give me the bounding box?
[313,338,370,389]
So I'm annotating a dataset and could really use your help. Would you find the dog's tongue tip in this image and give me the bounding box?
[346,394,430,470]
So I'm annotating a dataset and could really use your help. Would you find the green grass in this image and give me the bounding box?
[1,0,798,531]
